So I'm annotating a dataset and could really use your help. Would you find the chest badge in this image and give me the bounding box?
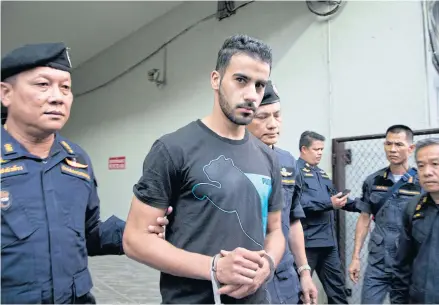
[64,157,88,169]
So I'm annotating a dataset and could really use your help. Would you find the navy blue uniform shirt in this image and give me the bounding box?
[1,126,125,304]
[357,167,421,269]
[391,193,439,304]
[295,158,358,248]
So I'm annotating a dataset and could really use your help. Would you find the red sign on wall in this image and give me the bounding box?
[108,156,126,170]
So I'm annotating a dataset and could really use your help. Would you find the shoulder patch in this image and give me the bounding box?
[0,190,11,210]
[3,143,14,154]
[280,167,293,177]
[60,141,75,154]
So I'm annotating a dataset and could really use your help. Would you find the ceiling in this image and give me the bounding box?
[1,1,183,68]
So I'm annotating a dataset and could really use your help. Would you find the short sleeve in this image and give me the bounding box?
[268,154,283,212]
[290,195,306,220]
[356,179,372,214]
[133,140,180,209]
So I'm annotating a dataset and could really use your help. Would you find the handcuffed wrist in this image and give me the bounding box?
[263,253,275,284]
[210,254,222,304]
[211,254,221,283]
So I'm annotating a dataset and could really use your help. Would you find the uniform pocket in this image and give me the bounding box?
[273,261,300,304]
[367,233,384,265]
[73,268,93,298]
[1,201,37,249]
[411,224,428,244]
[369,192,383,204]
[57,164,92,230]
[1,201,38,288]
[322,178,335,195]
[369,191,386,215]
[64,225,88,274]
[304,179,319,191]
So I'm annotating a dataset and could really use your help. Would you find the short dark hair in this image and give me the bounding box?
[215,34,272,75]
[299,131,326,151]
[415,137,439,161]
[386,124,414,143]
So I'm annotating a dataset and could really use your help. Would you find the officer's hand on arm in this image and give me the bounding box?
[147,206,173,239]
[85,173,125,256]
[124,197,264,285]
[331,193,348,209]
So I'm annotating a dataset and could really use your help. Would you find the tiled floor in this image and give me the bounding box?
[89,256,161,304]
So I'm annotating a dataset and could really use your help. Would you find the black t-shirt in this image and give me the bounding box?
[133,119,283,304]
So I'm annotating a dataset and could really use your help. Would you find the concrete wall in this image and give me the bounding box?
[65,0,434,219]
[63,1,436,302]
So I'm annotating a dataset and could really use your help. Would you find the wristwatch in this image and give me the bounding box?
[297,264,312,275]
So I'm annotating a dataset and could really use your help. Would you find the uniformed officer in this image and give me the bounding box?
[295,131,359,304]
[1,43,125,304]
[348,125,421,304]
[391,137,439,304]
[246,81,318,305]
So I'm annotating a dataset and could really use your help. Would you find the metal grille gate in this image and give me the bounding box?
[331,128,439,304]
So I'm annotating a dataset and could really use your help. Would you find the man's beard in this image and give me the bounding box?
[218,87,256,126]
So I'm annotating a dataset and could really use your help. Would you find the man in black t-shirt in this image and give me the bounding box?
[123,35,285,304]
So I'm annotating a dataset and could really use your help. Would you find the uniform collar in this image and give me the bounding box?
[417,193,435,209]
[1,126,27,160]
[381,166,417,184]
[1,125,71,161]
[298,157,314,169]
[380,167,391,180]
[424,193,438,207]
